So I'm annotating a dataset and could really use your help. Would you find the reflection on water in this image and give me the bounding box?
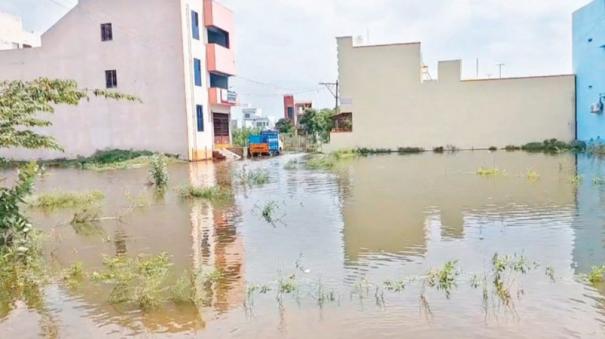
[1,152,605,337]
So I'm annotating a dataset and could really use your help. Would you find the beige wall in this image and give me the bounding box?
[326,37,576,152]
[0,0,218,161]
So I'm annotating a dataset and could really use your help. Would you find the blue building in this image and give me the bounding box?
[573,0,605,143]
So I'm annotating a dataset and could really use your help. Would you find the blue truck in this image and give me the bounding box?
[248,130,282,156]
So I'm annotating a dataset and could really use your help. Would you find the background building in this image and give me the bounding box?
[283,94,312,127]
[326,37,576,152]
[0,11,39,50]
[0,0,237,161]
[573,0,605,143]
[241,107,273,130]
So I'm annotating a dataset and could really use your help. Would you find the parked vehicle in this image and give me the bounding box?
[248,130,281,157]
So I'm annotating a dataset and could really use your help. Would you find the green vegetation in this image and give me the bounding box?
[149,154,168,190]
[433,146,445,153]
[278,275,297,295]
[477,167,503,176]
[275,118,294,134]
[488,146,498,151]
[284,159,299,170]
[237,168,270,186]
[521,139,586,153]
[30,191,104,209]
[570,175,584,184]
[587,144,605,155]
[588,265,605,284]
[398,147,425,154]
[383,279,407,292]
[180,185,232,202]
[505,145,521,151]
[261,201,280,224]
[70,208,102,226]
[593,176,605,185]
[62,262,85,289]
[232,127,261,147]
[91,253,173,311]
[356,148,392,155]
[305,150,359,170]
[527,170,540,181]
[426,261,459,298]
[299,108,334,144]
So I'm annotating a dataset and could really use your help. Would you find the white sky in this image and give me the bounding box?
[0,0,591,121]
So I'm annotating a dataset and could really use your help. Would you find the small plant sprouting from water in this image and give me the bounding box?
[587,265,605,285]
[62,262,85,289]
[426,260,459,298]
[284,159,299,170]
[545,266,556,282]
[477,167,504,177]
[258,200,284,225]
[70,208,101,225]
[237,167,270,186]
[316,280,337,308]
[383,279,406,292]
[593,176,605,185]
[570,175,583,185]
[91,253,173,311]
[149,154,168,190]
[31,191,104,209]
[527,170,540,181]
[180,185,232,202]
[278,275,297,295]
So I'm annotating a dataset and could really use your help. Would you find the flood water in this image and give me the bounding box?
[1,151,605,338]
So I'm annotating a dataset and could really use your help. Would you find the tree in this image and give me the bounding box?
[0,78,139,247]
[275,118,294,134]
[0,78,139,151]
[299,108,334,144]
[231,127,261,147]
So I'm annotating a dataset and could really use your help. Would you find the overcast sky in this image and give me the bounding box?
[0,0,591,120]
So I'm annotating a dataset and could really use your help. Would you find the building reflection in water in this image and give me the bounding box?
[339,152,578,264]
[188,162,245,314]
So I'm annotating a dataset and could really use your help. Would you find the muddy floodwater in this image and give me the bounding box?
[2,151,605,338]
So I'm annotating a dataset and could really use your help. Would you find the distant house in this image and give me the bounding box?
[283,94,312,127]
[242,107,273,130]
[0,0,237,161]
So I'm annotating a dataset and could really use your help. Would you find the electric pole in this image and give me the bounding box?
[319,81,339,114]
[497,63,505,78]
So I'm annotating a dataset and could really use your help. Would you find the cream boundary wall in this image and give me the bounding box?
[326,37,576,152]
[0,0,214,161]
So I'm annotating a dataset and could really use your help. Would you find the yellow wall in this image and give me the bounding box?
[327,37,576,152]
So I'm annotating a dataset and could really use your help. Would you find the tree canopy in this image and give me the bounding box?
[275,118,294,134]
[299,108,334,144]
[0,78,140,151]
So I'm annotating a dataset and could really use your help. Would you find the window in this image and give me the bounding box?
[196,105,204,132]
[287,107,294,120]
[101,23,113,41]
[207,27,230,48]
[105,70,117,88]
[193,58,202,86]
[191,11,200,40]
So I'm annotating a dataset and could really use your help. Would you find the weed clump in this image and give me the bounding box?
[505,145,521,151]
[397,147,424,154]
[588,265,605,285]
[149,154,168,190]
[237,168,270,186]
[477,167,503,176]
[488,146,498,151]
[433,146,445,153]
[426,261,459,298]
[91,253,173,311]
[31,191,104,209]
[180,185,232,202]
[521,139,586,153]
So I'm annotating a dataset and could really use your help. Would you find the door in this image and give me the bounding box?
[213,113,230,145]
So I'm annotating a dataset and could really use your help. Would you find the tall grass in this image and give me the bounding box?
[31,191,104,209]
[180,185,232,202]
[149,154,168,190]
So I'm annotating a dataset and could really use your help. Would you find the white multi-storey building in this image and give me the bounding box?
[0,11,40,50]
[241,107,273,130]
[0,0,237,161]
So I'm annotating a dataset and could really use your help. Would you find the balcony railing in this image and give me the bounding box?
[206,43,236,76]
[209,88,237,106]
